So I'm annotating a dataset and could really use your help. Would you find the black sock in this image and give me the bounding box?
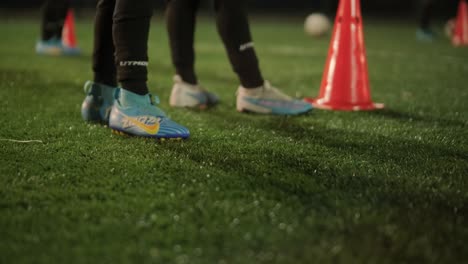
[41,0,70,40]
[166,0,200,85]
[93,0,117,87]
[113,0,153,95]
[419,0,434,30]
[215,0,264,88]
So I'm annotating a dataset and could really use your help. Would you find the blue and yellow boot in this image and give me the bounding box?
[81,81,116,124]
[109,89,190,140]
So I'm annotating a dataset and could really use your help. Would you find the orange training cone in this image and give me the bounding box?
[304,0,383,111]
[62,9,78,48]
[452,0,468,46]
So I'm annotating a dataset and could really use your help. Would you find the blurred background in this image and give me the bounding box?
[0,0,460,19]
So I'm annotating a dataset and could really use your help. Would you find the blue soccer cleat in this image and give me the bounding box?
[81,81,116,124]
[36,37,81,56]
[109,89,190,140]
[416,28,436,42]
[236,81,313,115]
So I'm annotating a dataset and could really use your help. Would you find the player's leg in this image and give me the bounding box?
[36,0,78,55]
[166,0,219,109]
[214,0,263,89]
[93,0,117,88]
[214,0,312,115]
[40,0,69,41]
[166,0,199,85]
[417,0,436,41]
[81,0,117,123]
[109,0,189,139]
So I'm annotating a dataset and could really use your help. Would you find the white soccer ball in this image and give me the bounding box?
[304,13,331,37]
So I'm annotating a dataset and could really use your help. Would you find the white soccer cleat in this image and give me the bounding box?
[169,75,219,109]
[236,81,313,115]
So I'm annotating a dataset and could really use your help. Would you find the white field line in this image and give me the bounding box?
[0,138,43,144]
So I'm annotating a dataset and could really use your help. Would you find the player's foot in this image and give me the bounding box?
[110,88,190,139]
[35,37,80,56]
[81,81,116,124]
[236,81,313,115]
[169,75,219,109]
[416,28,436,42]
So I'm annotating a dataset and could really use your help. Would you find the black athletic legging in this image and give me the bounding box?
[419,0,435,30]
[166,0,264,88]
[93,0,153,95]
[41,0,69,41]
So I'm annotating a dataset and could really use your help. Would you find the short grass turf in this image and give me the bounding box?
[1,14,468,264]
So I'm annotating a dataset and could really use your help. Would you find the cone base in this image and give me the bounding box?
[304,98,384,111]
[452,39,468,46]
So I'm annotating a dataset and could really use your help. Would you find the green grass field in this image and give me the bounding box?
[1,14,467,263]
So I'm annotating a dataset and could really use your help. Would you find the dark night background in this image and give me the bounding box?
[0,0,460,18]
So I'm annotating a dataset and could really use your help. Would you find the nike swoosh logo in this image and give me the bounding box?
[124,116,160,135]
